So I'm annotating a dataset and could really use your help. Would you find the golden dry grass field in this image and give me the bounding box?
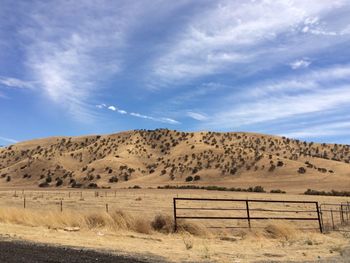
[0,188,350,262]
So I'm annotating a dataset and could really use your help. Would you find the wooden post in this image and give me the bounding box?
[340,205,344,225]
[315,202,323,233]
[23,197,26,209]
[246,200,251,229]
[60,200,63,212]
[105,203,109,213]
[331,209,335,230]
[173,198,177,232]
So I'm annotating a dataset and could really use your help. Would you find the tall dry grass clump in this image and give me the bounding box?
[263,220,299,240]
[0,208,152,234]
[150,214,211,237]
[0,208,210,237]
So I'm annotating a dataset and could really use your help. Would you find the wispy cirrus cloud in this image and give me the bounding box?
[0,136,18,144]
[289,59,311,70]
[15,1,130,121]
[97,103,180,124]
[187,111,208,121]
[0,77,35,89]
[204,64,350,130]
[282,120,350,139]
[150,1,349,85]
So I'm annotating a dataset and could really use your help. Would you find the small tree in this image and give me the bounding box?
[298,167,306,174]
[185,176,193,182]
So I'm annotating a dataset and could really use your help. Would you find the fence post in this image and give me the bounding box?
[319,205,324,231]
[330,209,335,230]
[23,197,26,209]
[316,202,323,233]
[246,200,251,229]
[173,198,177,232]
[105,204,109,213]
[60,200,63,212]
[340,205,344,225]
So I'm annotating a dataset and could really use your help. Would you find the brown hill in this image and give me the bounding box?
[1,129,350,193]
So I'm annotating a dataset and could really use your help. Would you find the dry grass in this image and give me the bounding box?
[263,220,299,240]
[0,207,208,237]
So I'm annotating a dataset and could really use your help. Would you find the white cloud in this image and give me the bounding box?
[0,77,35,89]
[130,112,180,124]
[205,64,350,129]
[96,103,178,124]
[117,109,127,114]
[187,111,208,121]
[0,136,18,144]
[108,106,117,111]
[151,1,348,84]
[289,59,311,69]
[17,1,129,121]
[282,121,350,139]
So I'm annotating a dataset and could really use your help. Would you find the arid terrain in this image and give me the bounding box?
[0,189,349,262]
[1,129,350,193]
[1,130,350,262]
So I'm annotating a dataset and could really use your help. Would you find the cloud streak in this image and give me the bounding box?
[97,104,180,125]
[0,136,18,144]
[0,77,35,89]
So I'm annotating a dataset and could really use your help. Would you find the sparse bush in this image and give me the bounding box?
[298,167,306,174]
[151,214,173,233]
[194,175,201,181]
[270,189,286,194]
[185,176,193,182]
[39,182,49,187]
[109,176,118,183]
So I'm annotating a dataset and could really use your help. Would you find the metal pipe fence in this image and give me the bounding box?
[173,197,323,233]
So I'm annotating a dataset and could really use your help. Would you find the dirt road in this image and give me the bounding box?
[0,240,164,263]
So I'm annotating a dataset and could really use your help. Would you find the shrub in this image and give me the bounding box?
[151,214,173,233]
[270,189,286,194]
[194,175,201,181]
[39,182,49,187]
[87,183,98,188]
[304,189,350,197]
[253,186,265,192]
[298,167,306,174]
[56,178,63,187]
[185,176,193,182]
[109,176,118,183]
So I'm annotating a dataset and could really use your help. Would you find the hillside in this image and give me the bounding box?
[1,129,350,193]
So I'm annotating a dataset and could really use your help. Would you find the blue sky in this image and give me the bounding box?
[1,0,350,145]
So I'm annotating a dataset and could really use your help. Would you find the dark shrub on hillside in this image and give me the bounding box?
[56,178,63,187]
[194,175,201,181]
[304,189,350,197]
[109,176,118,183]
[87,183,98,188]
[270,189,286,194]
[39,182,49,187]
[298,167,306,174]
[185,176,193,182]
